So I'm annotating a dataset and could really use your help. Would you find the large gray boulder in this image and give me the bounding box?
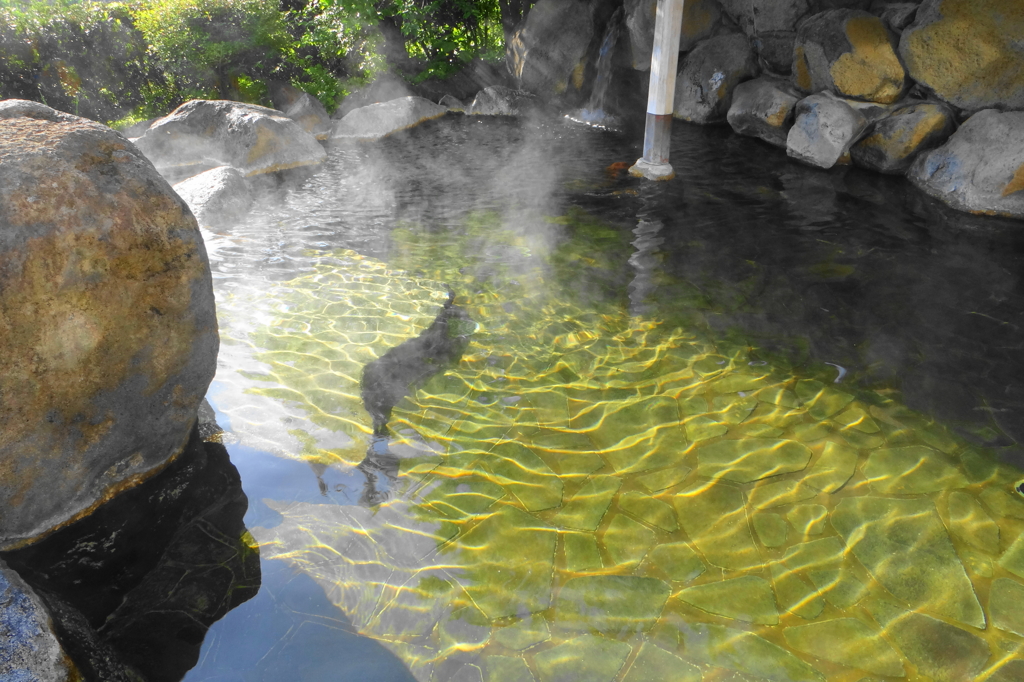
[1,560,80,681]
[908,109,1024,219]
[851,101,956,174]
[675,33,759,124]
[467,86,540,116]
[787,91,870,167]
[0,100,219,549]
[330,96,447,141]
[134,100,326,180]
[625,0,721,70]
[172,165,253,228]
[727,76,804,147]
[792,9,906,103]
[507,0,594,98]
[269,81,332,140]
[899,0,1024,113]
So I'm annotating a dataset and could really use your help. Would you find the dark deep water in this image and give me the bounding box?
[184,114,1024,682]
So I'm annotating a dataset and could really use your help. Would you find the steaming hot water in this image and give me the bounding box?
[185,114,1024,681]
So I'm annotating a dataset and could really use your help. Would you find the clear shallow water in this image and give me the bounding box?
[186,114,1024,682]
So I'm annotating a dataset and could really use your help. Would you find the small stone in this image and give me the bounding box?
[987,661,1024,682]
[618,491,679,532]
[603,514,657,568]
[991,578,1024,637]
[674,481,763,571]
[748,479,817,509]
[803,441,859,493]
[794,379,856,420]
[673,620,825,682]
[679,395,710,415]
[770,562,825,620]
[757,387,800,408]
[806,565,867,608]
[787,504,828,535]
[783,619,905,677]
[646,542,706,582]
[637,466,691,492]
[484,656,534,682]
[960,449,997,483]
[981,487,1024,520]
[791,422,832,442]
[862,446,969,495]
[947,491,1000,553]
[563,532,603,572]
[487,441,563,511]
[712,394,759,424]
[697,438,812,482]
[677,575,779,625]
[533,634,631,682]
[555,575,670,636]
[621,642,702,682]
[832,406,880,433]
[753,513,789,547]
[999,534,1024,580]
[787,92,871,168]
[494,614,550,651]
[553,476,621,530]
[686,415,729,442]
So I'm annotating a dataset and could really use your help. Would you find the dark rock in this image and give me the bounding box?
[507,0,595,99]
[674,33,759,124]
[908,109,1024,219]
[851,101,956,173]
[718,0,811,35]
[727,76,804,147]
[792,9,907,103]
[870,1,919,30]
[752,31,797,74]
[173,165,254,228]
[467,85,541,116]
[899,0,1024,113]
[2,426,260,682]
[0,100,219,550]
[331,96,448,141]
[0,559,80,681]
[268,81,332,140]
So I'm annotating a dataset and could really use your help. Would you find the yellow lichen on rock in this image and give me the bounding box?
[831,16,905,103]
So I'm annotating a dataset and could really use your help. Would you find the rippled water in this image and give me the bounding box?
[185,114,1024,682]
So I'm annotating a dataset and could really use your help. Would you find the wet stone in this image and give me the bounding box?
[483,655,535,682]
[862,446,969,494]
[710,373,768,394]
[947,491,999,553]
[646,542,706,582]
[831,496,985,628]
[712,395,759,424]
[679,395,709,415]
[617,491,678,532]
[795,379,854,420]
[494,614,550,651]
[787,504,828,535]
[563,532,603,572]
[552,476,621,531]
[555,575,670,636]
[867,599,991,682]
[686,415,729,442]
[674,481,763,571]
[621,642,701,682]
[833,406,880,433]
[790,422,831,442]
[981,487,1024,520]
[487,441,563,511]
[992,578,1024,634]
[999,534,1024,580]
[758,387,800,408]
[783,619,905,678]
[960,449,998,483]
[958,547,994,578]
[697,438,812,482]
[749,479,817,509]
[676,575,779,625]
[839,429,886,450]
[673,620,825,682]
[637,466,691,492]
[803,441,858,493]
[422,476,505,518]
[549,451,605,478]
[533,634,631,682]
[770,562,825,620]
[753,513,789,547]
[987,660,1024,682]
[806,565,866,608]
[603,514,657,568]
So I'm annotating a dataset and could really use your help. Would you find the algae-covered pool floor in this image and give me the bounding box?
[205,247,1024,682]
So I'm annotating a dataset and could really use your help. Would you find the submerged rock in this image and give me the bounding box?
[674,33,759,124]
[793,9,906,103]
[727,76,804,147]
[850,101,956,173]
[135,100,325,181]
[908,109,1024,219]
[0,100,218,550]
[331,96,448,142]
[507,0,594,99]
[467,85,540,116]
[899,0,1024,113]
[0,559,80,681]
[787,91,870,168]
[268,81,332,140]
[172,165,253,229]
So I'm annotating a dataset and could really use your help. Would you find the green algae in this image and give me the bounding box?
[786,503,828,535]
[552,475,620,531]
[617,491,678,531]
[603,513,656,568]
[674,481,762,571]
[494,614,550,651]
[483,656,535,682]
[562,532,602,572]
[770,562,824,620]
[990,578,1024,637]
[645,542,706,582]
[636,466,691,492]
[676,575,779,624]
[697,438,812,482]
[486,441,563,511]
[533,634,630,682]
[752,513,789,547]
[862,446,969,495]
[783,619,905,677]
[621,642,701,682]
[803,441,858,493]
[747,479,818,509]
[947,490,1000,553]
[555,575,670,636]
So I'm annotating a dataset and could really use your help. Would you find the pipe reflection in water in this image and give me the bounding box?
[628,186,668,317]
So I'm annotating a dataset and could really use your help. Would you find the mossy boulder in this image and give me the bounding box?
[908,109,1024,218]
[792,9,907,103]
[899,0,1024,113]
[134,100,326,181]
[0,100,219,550]
[675,33,759,124]
[851,101,956,173]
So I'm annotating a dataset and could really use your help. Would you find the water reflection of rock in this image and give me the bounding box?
[0,424,260,682]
